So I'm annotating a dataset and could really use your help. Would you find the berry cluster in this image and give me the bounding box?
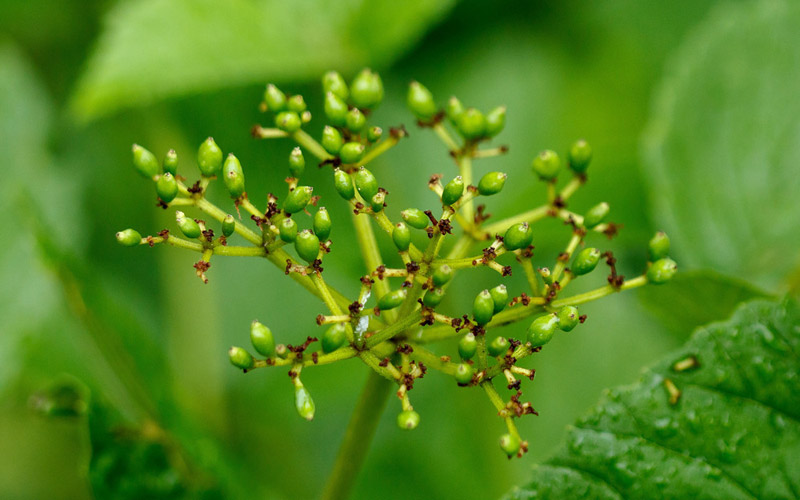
[117,69,677,458]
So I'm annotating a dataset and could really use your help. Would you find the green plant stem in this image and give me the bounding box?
[458,154,474,225]
[320,372,393,500]
[550,276,647,307]
[360,135,401,166]
[482,204,550,236]
[292,129,333,161]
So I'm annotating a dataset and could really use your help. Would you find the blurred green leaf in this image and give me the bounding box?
[507,297,800,499]
[638,270,771,337]
[70,0,456,120]
[642,0,800,292]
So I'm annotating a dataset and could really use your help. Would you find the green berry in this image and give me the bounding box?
[321,323,347,354]
[539,267,553,284]
[378,288,407,311]
[279,217,298,243]
[446,96,464,123]
[313,207,332,241]
[223,154,245,198]
[287,94,306,113]
[455,363,474,385]
[283,186,313,214]
[324,92,348,127]
[275,111,301,133]
[422,287,445,307]
[647,258,677,285]
[571,247,601,276]
[401,208,429,230]
[350,68,383,109]
[531,149,561,180]
[489,285,508,314]
[441,176,464,206]
[322,71,348,100]
[340,142,365,164]
[568,139,592,173]
[289,147,305,178]
[499,433,521,457]
[228,346,254,370]
[371,192,385,213]
[295,385,315,421]
[197,137,223,177]
[221,214,236,238]
[250,320,276,357]
[648,231,670,261]
[503,222,533,251]
[556,306,579,332]
[584,202,609,229]
[156,172,178,202]
[477,171,507,196]
[487,336,509,357]
[458,333,477,360]
[346,108,366,132]
[455,107,487,140]
[295,230,320,263]
[163,149,178,176]
[527,313,559,347]
[432,265,453,287]
[354,167,378,200]
[472,289,495,326]
[322,125,344,155]
[485,106,507,137]
[407,81,437,120]
[333,168,355,200]
[263,84,286,112]
[115,228,141,247]
[367,126,383,142]
[397,410,420,430]
[175,211,201,239]
[392,223,411,251]
[132,144,159,178]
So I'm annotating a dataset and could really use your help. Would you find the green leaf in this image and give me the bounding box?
[638,270,772,337]
[70,0,456,120]
[642,0,800,292]
[507,298,800,499]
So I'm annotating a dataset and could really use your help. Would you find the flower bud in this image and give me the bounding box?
[378,288,407,311]
[275,111,301,133]
[432,264,453,287]
[321,323,347,354]
[648,231,670,261]
[583,202,609,229]
[116,228,142,247]
[350,68,383,109]
[557,306,579,332]
[531,149,561,180]
[295,229,320,263]
[283,186,313,214]
[346,108,366,132]
[339,142,365,164]
[371,192,385,213]
[222,214,236,237]
[527,313,558,347]
[441,176,464,206]
[263,84,287,111]
[455,108,487,140]
[489,285,508,314]
[175,211,201,239]
[156,172,178,202]
[485,106,507,137]
[287,94,306,113]
[223,154,245,198]
[275,344,289,359]
[407,81,437,120]
[197,137,223,177]
[132,144,159,178]
[571,247,601,276]
[397,410,420,430]
[354,167,378,200]
[295,385,315,421]
[289,147,305,178]
[279,217,298,243]
[401,208,429,230]
[163,149,178,175]
[647,258,677,285]
[313,207,332,241]
[458,333,477,360]
[422,287,445,307]
[568,139,592,173]
[455,363,474,385]
[472,289,495,326]
[322,125,344,155]
[322,70,349,100]
[250,320,276,357]
[446,96,464,123]
[367,126,383,142]
[333,168,355,200]
[539,267,553,284]
[392,222,411,251]
[487,336,509,357]
[499,433,521,457]
[324,92,348,126]
[503,222,533,251]
[477,171,507,196]
[228,346,254,370]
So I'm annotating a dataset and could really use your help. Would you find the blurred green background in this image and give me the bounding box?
[2,0,798,498]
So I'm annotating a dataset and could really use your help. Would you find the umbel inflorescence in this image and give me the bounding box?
[117,69,677,458]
